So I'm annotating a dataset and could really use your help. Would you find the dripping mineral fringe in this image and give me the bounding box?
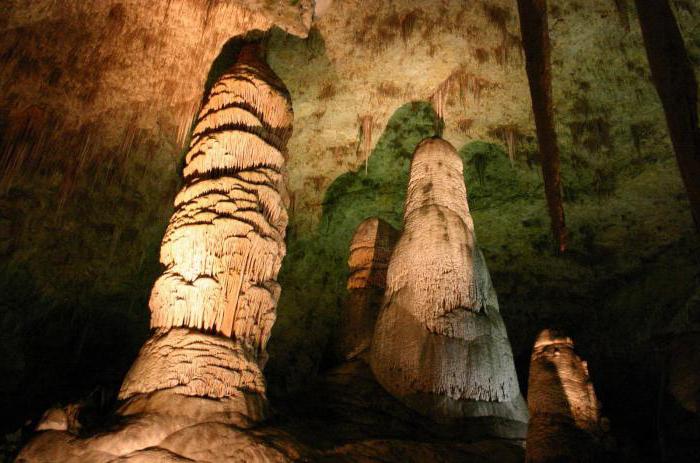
[120,43,293,407]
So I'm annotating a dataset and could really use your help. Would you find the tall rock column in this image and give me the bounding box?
[634,0,700,229]
[526,330,602,463]
[516,0,568,252]
[335,217,398,362]
[119,43,293,419]
[369,137,527,436]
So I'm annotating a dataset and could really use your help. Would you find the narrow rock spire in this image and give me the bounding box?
[119,42,292,415]
[369,137,527,436]
[336,217,398,361]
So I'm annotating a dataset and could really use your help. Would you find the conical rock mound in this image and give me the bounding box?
[369,137,527,436]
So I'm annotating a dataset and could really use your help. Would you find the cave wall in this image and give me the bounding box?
[1,0,699,458]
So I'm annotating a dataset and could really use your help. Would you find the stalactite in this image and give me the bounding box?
[504,126,517,165]
[336,218,398,361]
[526,330,603,463]
[457,118,474,135]
[119,42,292,409]
[358,115,373,174]
[635,0,700,230]
[430,79,450,124]
[369,138,527,432]
[516,0,568,252]
[483,4,512,67]
[429,70,492,130]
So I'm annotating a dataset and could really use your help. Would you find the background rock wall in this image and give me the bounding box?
[1,0,699,460]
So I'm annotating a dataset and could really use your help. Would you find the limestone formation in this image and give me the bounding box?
[517,0,568,252]
[118,43,292,411]
[526,329,602,463]
[369,137,527,433]
[16,43,294,462]
[336,217,398,361]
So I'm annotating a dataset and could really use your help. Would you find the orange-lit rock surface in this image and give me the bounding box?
[526,329,602,463]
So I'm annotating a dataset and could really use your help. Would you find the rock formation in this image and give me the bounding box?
[118,41,292,417]
[516,0,568,252]
[335,217,398,361]
[526,329,602,463]
[17,42,295,461]
[369,137,528,436]
[119,42,291,414]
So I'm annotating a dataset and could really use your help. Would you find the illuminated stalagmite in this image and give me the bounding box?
[119,42,292,414]
[17,42,297,463]
[369,138,527,431]
[336,217,398,361]
[526,330,602,463]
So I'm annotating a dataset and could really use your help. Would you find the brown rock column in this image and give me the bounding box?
[526,330,602,463]
[634,0,700,229]
[119,42,293,419]
[336,217,398,361]
[516,0,568,252]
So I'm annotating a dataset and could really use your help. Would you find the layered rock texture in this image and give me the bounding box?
[17,43,294,461]
[335,217,398,361]
[526,330,602,463]
[119,42,292,410]
[369,138,527,435]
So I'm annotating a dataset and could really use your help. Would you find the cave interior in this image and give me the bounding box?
[1,1,699,462]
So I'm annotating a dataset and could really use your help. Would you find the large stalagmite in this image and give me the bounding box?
[369,137,527,434]
[526,329,602,463]
[17,41,297,463]
[335,217,398,361]
[119,42,292,414]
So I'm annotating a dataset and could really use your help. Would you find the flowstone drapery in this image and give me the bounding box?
[119,42,292,412]
[369,137,527,434]
[526,329,602,463]
[335,217,398,361]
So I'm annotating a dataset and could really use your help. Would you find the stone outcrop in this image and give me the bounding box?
[335,217,398,361]
[369,137,527,436]
[526,329,602,463]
